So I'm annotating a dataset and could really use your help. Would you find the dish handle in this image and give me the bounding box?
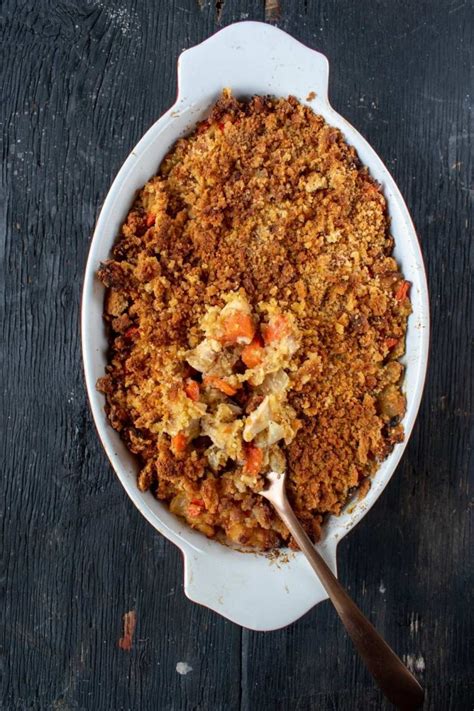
[180,535,339,631]
[176,21,330,108]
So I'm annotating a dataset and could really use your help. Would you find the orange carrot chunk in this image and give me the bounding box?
[203,375,238,397]
[395,280,410,301]
[220,311,255,345]
[124,326,139,341]
[171,432,187,455]
[242,335,265,368]
[145,212,155,227]
[188,499,205,517]
[262,314,289,344]
[385,337,399,350]
[184,379,200,402]
[244,445,263,476]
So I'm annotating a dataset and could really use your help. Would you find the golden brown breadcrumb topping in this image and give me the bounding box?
[97,90,411,550]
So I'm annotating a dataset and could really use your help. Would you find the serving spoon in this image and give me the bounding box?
[260,471,425,710]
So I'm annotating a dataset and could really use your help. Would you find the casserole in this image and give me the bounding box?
[82,21,429,630]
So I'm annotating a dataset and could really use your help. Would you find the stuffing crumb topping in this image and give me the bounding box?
[97,90,411,549]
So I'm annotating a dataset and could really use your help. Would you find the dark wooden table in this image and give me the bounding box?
[2,1,472,709]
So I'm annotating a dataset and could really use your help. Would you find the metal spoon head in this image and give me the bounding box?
[258,470,287,504]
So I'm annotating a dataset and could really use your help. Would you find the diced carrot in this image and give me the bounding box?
[203,375,238,397]
[171,432,187,455]
[184,379,200,402]
[220,311,255,346]
[242,335,265,368]
[262,314,289,344]
[395,280,410,301]
[244,445,263,476]
[188,499,205,517]
[385,337,399,350]
[145,212,155,227]
[124,326,139,340]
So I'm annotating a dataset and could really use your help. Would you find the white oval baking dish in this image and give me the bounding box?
[82,21,429,631]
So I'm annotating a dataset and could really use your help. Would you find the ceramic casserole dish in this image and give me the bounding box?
[82,21,429,631]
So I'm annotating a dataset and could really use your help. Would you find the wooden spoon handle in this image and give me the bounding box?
[261,474,424,710]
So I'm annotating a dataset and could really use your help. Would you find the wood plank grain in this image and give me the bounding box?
[1,1,472,710]
[1,2,243,710]
[241,1,473,709]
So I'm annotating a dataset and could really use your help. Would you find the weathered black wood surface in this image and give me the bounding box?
[1,1,472,709]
